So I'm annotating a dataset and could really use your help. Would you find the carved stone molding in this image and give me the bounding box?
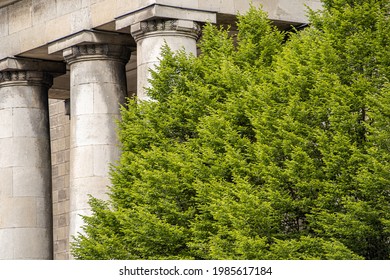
[131,19,201,42]
[63,44,131,65]
[0,71,53,88]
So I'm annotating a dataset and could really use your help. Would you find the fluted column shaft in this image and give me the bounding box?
[0,71,53,259]
[131,19,200,100]
[63,44,130,242]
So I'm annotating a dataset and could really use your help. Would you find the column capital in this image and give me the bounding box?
[0,70,53,88]
[63,44,131,65]
[0,57,65,88]
[131,19,201,42]
[115,4,216,32]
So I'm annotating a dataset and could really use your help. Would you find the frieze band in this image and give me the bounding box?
[63,44,131,65]
[0,70,53,87]
[131,19,201,41]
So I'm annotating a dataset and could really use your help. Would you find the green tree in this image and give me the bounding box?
[72,0,389,260]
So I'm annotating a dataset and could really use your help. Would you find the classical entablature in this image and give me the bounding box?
[0,0,321,59]
[0,0,322,98]
[0,0,322,260]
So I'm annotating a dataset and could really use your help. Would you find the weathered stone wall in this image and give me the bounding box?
[49,99,70,260]
[0,0,322,60]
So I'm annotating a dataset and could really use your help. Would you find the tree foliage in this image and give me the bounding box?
[72,0,390,260]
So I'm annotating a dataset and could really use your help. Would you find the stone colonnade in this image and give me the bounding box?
[0,15,202,259]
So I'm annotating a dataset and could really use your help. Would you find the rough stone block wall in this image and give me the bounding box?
[49,99,70,260]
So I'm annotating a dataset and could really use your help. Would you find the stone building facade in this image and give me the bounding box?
[0,0,322,260]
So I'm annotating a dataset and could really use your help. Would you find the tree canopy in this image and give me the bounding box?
[72,0,390,260]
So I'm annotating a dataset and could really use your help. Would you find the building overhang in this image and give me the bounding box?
[48,30,133,55]
[0,0,20,8]
[0,57,66,77]
[116,4,217,32]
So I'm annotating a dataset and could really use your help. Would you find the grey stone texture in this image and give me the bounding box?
[0,71,53,259]
[49,99,70,260]
[63,43,130,245]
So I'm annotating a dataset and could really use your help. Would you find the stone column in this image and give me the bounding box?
[0,71,53,259]
[63,44,130,242]
[131,19,200,100]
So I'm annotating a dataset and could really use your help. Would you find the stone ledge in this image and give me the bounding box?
[48,30,133,55]
[0,57,66,77]
[116,4,217,32]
